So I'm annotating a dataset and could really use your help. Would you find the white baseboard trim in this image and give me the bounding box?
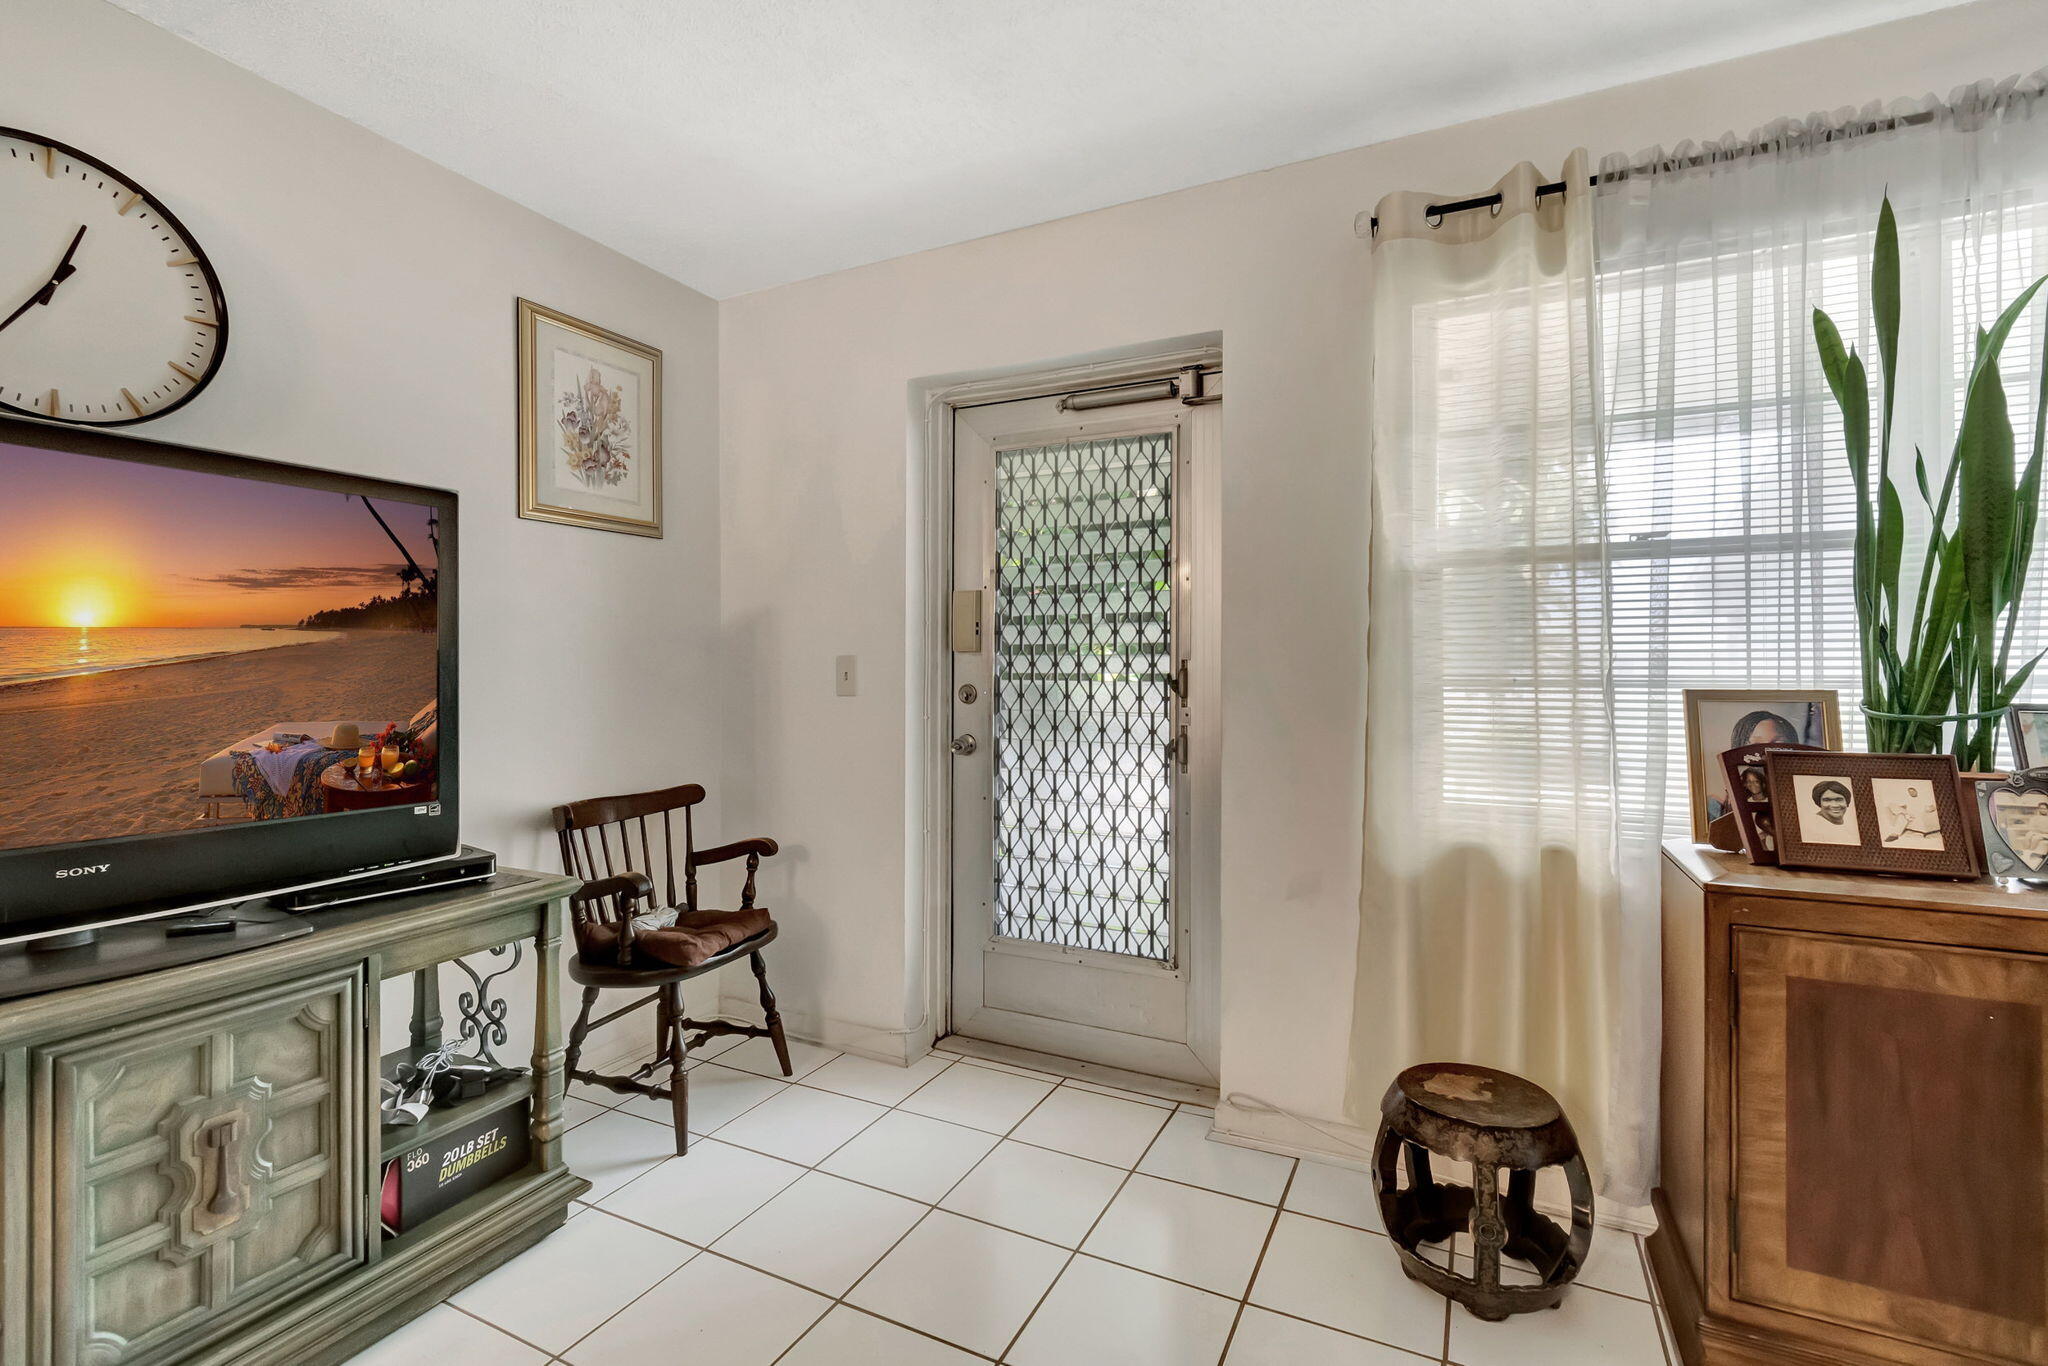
[1211,1098,1654,1237]
[1211,1097,1377,1167]
[716,997,930,1067]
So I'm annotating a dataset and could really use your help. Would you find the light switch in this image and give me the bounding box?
[835,655,857,696]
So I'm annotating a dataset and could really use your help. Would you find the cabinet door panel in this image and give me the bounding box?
[38,967,366,1366]
[1733,927,2048,1361]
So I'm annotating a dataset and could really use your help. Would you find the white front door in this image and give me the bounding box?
[948,380,1217,1083]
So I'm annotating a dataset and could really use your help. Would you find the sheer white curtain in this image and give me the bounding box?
[1351,153,1640,1199]
[1352,72,2048,1212]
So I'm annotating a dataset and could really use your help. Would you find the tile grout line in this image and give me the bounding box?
[1236,1301,1446,1363]
[443,1299,560,1359]
[598,1089,1306,1240]
[498,1049,1109,1364]
[1639,1233,1677,1366]
[747,1079,1044,1366]
[991,1098,1180,1364]
[1212,1154,1298,1364]
[496,1043,1660,1366]
[574,1051,1387,1358]
[592,1119,1288,1294]
[789,1057,1095,1364]
[545,1048,845,1363]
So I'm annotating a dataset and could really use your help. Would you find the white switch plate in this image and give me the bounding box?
[835,654,857,697]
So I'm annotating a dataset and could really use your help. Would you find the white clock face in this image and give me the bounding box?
[0,131,226,426]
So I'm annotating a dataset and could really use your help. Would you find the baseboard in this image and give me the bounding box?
[715,997,929,1066]
[1211,1095,1378,1168]
[1647,1189,1704,1366]
[937,1036,1218,1106]
[1211,1097,1656,1236]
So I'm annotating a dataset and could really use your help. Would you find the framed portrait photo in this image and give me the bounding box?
[1717,741,1827,866]
[2008,705,2048,771]
[517,298,663,538]
[1682,689,1842,841]
[1766,750,1978,879]
[1979,769,2048,882]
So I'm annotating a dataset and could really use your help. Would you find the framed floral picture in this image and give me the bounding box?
[516,298,662,537]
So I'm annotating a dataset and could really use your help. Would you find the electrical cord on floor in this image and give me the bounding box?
[1222,1090,1378,1160]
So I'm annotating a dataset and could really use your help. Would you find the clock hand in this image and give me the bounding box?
[0,286,52,336]
[0,225,86,336]
[49,223,86,285]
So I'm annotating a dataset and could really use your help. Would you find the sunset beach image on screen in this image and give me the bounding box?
[0,440,440,852]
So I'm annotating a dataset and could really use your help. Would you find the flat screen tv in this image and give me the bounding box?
[0,416,458,942]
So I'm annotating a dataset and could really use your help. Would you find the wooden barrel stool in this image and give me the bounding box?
[1371,1061,1595,1321]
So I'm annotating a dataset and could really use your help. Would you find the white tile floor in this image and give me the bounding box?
[353,1045,1677,1365]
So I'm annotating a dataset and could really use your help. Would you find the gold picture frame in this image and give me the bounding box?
[1682,688,1842,841]
[516,298,662,537]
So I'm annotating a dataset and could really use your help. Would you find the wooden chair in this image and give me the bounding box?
[553,784,791,1154]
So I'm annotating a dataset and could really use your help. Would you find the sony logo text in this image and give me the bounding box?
[54,865,111,879]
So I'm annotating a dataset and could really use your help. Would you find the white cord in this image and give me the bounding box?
[1222,1091,1379,1160]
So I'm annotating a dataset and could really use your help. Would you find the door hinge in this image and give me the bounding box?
[1168,727,1188,773]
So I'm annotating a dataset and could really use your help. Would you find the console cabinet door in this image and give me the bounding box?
[1731,926,2048,1362]
[35,966,366,1366]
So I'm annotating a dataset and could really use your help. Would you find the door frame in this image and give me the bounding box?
[912,339,1222,1082]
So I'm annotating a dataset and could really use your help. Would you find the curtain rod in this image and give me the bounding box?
[1360,107,1936,237]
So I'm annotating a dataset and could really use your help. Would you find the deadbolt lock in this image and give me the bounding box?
[958,683,978,704]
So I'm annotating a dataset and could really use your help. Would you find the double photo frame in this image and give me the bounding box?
[1764,749,1978,879]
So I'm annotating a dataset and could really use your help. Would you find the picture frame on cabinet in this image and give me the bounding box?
[1767,749,1978,879]
[1682,689,1842,841]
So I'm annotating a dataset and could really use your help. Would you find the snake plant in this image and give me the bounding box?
[1813,196,2048,768]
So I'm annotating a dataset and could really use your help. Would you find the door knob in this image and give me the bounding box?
[950,734,978,756]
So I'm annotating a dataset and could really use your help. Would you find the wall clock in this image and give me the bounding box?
[0,129,228,426]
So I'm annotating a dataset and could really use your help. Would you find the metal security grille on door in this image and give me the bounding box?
[991,431,1176,962]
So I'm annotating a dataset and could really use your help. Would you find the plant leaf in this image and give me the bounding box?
[1968,276,2048,394]
[1958,350,2016,706]
[2002,648,2048,706]
[1874,197,1900,495]
[1878,475,1905,626]
[1816,306,1877,690]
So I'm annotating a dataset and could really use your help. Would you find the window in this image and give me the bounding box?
[1596,201,2044,839]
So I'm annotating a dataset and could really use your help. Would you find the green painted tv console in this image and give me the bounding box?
[0,867,588,1366]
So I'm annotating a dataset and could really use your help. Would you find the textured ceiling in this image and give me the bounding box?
[112,0,1967,297]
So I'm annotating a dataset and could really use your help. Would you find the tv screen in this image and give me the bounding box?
[0,417,458,938]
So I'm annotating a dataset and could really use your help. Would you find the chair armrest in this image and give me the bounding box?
[689,837,780,867]
[688,838,778,911]
[569,871,655,966]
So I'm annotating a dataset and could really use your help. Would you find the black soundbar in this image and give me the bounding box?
[272,846,498,911]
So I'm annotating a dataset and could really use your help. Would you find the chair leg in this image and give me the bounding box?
[751,950,792,1076]
[563,986,599,1084]
[662,982,689,1154]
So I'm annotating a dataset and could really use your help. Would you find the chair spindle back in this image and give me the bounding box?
[552,785,707,938]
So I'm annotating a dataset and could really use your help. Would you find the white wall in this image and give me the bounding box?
[715,0,2048,1149]
[10,0,723,1065]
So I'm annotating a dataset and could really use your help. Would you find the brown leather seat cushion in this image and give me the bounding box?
[578,906,773,969]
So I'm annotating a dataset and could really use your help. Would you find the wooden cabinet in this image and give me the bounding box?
[0,868,586,1366]
[1655,844,2048,1365]
[37,967,365,1366]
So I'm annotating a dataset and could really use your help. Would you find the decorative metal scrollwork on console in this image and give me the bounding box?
[452,942,523,1067]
